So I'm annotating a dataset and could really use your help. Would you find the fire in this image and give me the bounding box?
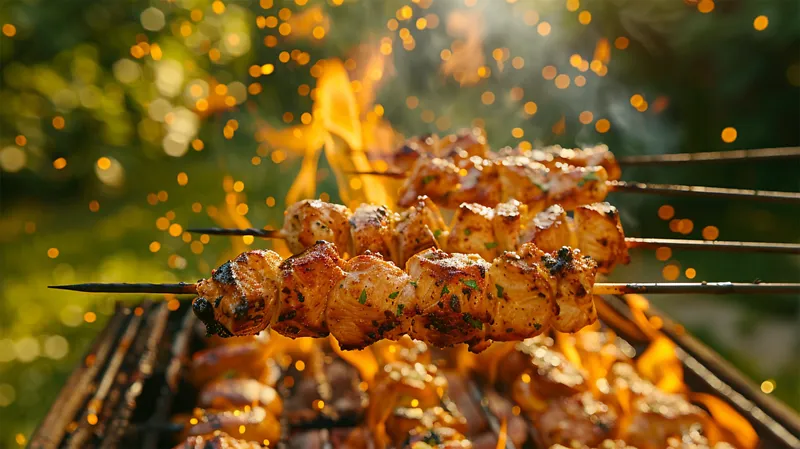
[259,54,400,210]
[495,417,508,449]
[636,336,684,394]
[691,393,758,449]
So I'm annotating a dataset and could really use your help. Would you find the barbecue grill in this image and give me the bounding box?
[28,295,800,449]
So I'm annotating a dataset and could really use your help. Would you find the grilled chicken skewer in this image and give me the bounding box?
[372,155,800,208]
[188,198,800,274]
[388,128,622,180]
[374,129,800,207]
[387,127,800,173]
[51,241,800,352]
[193,197,630,272]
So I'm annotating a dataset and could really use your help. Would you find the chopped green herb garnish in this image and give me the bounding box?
[533,322,542,330]
[433,229,442,238]
[464,229,472,236]
[358,288,367,304]
[396,303,405,316]
[484,241,498,250]
[422,175,436,185]
[410,281,418,287]
[528,177,550,192]
[388,291,400,299]
[462,313,483,330]
[577,172,601,187]
[460,279,480,291]
[495,284,504,298]
[440,285,450,297]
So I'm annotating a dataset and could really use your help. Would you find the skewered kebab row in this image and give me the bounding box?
[191,240,599,351]
[390,127,622,181]
[278,196,628,272]
[398,152,611,210]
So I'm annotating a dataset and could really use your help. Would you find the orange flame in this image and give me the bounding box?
[260,55,398,210]
[635,336,684,394]
[691,393,758,449]
[625,294,662,340]
[495,417,508,449]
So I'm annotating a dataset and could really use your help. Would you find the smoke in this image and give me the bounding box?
[379,0,686,159]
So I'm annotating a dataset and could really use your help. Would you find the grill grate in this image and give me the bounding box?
[29,297,800,449]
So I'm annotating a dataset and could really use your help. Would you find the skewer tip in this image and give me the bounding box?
[48,282,197,294]
[345,170,408,179]
[186,227,281,238]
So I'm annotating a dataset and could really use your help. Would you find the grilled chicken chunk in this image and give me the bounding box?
[514,339,588,399]
[283,199,352,257]
[350,204,395,260]
[547,165,609,211]
[327,253,415,349]
[574,203,629,273]
[486,246,555,341]
[274,241,345,338]
[194,250,283,337]
[399,157,504,209]
[188,341,272,387]
[399,157,462,208]
[446,202,499,260]
[386,406,468,446]
[406,248,491,349]
[536,392,618,448]
[394,196,448,266]
[175,407,281,444]
[198,378,283,416]
[520,204,577,253]
[171,432,266,449]
[546,247,599,333]
[496,156,551,210]
[492,200,528,253]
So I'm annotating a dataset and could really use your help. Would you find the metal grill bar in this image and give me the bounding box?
[29,306,128,449]
[64,302,150,449]
[101,304,170,449]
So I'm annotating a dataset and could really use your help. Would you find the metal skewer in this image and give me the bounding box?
[188,227,800,255]
[49,282,800,295]
[607,180,800,204]
[624,238,800,254]
[618,146,800,166]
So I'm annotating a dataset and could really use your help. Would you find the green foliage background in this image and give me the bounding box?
[0,0,798,446]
